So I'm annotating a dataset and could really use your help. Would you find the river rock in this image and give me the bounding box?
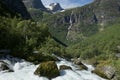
[0,61,11,72]
[60,65,72,70]
[72,58,88,70]
[34,61,60,79]
[92,65,116,79]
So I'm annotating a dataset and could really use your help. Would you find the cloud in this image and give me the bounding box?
[41,0,94,9]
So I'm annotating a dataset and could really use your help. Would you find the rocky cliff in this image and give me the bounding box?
[23,0,46,10]
[22,0,47,21]
[44,0,120,43]
[2,0,31,19]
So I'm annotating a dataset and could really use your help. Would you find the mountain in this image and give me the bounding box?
[1,0,31,19]
[44,0,120,44]
[23,0,46,10]
[22,0,48,21]
[47,3,64,13]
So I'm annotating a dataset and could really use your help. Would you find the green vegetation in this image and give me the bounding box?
[62,22,120,79]
[1,0,120,79]
[0,1,64,63]
[42,0,120,45]
[65,23,120,59]
[0,16,65,63]
[28,8,50,22]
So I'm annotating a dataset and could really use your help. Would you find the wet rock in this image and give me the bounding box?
[60,65,72,70]
[72,58,88,70]
[0,61,12,72]
[92,65,116,79]
[34,61,60,79]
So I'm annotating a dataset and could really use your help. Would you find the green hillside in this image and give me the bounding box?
[63,20,120,79]
[43,0,120,44]
[65,20,120,58]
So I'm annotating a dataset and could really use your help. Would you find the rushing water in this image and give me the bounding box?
[0,55,106,80]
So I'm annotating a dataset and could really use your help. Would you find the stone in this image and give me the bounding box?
[103,66,116,79]
[60,65,72,70]
[0,61,11,71]
[72,58,88,70]
[92,65,116,79]
[34,61,60,79]
[92,69,108,79]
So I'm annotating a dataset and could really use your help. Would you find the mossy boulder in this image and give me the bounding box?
[60,65,72,70]
[92,65,116,79]
[92,69,108,79]
[34,61,60,79]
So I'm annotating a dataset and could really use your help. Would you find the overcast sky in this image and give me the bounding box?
[41,0,94,9]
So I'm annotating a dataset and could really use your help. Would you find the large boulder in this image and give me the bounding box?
[0,61,11,72]
[60,65,72,70]
[92,65,116,79]
[34,61,60,79]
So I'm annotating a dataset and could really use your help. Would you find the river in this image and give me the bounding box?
[0,55,106,80]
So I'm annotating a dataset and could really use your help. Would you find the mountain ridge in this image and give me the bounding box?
[43,0,120,43]
[23,0,47,11]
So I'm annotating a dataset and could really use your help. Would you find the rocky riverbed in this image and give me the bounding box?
[0,55,106,80]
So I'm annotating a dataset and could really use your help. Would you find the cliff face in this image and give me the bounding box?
[44,0,120,42]
[2,0,31,19]
[22,0,47,21]
[23,0,46,10]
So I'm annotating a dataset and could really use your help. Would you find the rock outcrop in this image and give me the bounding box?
[34,61,60,79]
[22,0,47,21]
[23,0,46,10]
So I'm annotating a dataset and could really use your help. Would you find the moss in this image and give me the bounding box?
[97,60,112,68]
[92,69,108,79]
[34,61,60,79]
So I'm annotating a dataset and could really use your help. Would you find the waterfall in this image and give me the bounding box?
[68,11,74,30]
[66,11,74,40]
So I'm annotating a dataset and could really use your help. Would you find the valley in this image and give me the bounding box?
[0,0,120,80]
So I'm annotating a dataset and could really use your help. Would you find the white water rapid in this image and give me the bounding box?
[0,55,106,80]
